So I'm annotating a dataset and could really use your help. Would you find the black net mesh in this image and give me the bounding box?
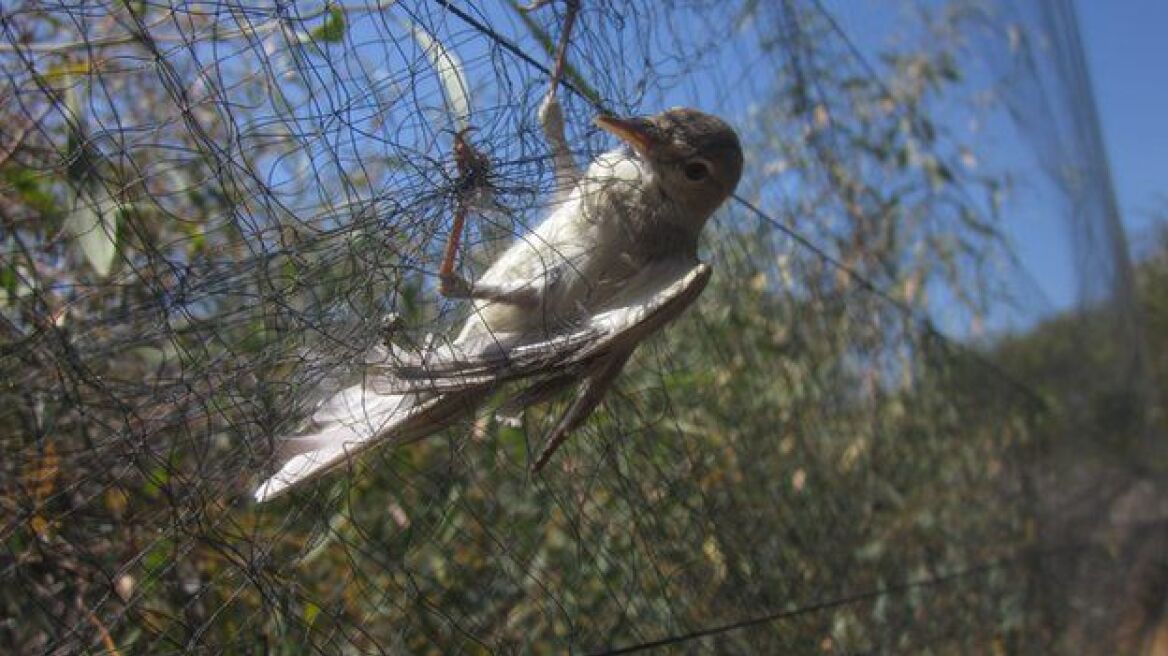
[1,0,1163,653]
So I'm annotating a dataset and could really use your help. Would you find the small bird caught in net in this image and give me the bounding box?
[1,0,1163,653]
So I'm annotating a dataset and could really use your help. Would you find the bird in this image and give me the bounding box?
[252,99,744,502]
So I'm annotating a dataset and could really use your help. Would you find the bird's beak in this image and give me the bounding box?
[594,115,658,158]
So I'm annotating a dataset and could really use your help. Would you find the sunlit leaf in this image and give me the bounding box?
[22,443,59,503]
[409,24,470,131]
[312,7,346,43]
[22,443,59,542]
[29,515,54,541]
[303,601,321,627]
[64,186,120,278]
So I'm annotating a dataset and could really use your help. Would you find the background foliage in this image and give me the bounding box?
[1,0,1163,653]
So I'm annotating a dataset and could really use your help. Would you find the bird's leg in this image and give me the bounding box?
[538,92,577,199]
[437,128,479,296]
[441,1,581,306]
[549,0,580,99]
[443,260,563,306]
[438,207,541,306]
[440,128,543,307]
[439,274,540,308]
[438,201,470,287]
[526,0,581,196]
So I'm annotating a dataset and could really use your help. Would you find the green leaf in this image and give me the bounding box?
[142,464,171,499]
[498,423,527,463]
[2,167,58,215]
[0,264,16,301]
[141,539,173,577]
[312,7,346,43]
[303,601,321,627]
[64,186,120,278]
[409,24,470,131]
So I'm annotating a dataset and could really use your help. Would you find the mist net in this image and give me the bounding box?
[1,0,1160,653]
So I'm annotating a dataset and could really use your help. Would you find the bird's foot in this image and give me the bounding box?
[439,273,474,299]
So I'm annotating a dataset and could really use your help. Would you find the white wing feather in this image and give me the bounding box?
[253,260,710,501]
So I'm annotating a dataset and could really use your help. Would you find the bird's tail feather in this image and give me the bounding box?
[253,385,483,503]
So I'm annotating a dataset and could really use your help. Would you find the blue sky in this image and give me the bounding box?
[1078,0,1168,244]
[466,1,1160,329]
[252,1,1155,333]
[823,1,1166,326]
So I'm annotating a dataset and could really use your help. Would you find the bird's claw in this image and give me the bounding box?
[439,273,474,299]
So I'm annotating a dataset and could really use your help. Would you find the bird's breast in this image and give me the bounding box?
[458,151,669,341]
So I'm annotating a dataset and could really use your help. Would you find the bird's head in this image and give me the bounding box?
[595,107,744,219]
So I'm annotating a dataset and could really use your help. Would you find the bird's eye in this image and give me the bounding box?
[683,161,710,181]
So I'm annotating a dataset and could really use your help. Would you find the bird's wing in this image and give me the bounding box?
[376,260,712,392]
[254,260,710,501]
[529,346,634,472]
